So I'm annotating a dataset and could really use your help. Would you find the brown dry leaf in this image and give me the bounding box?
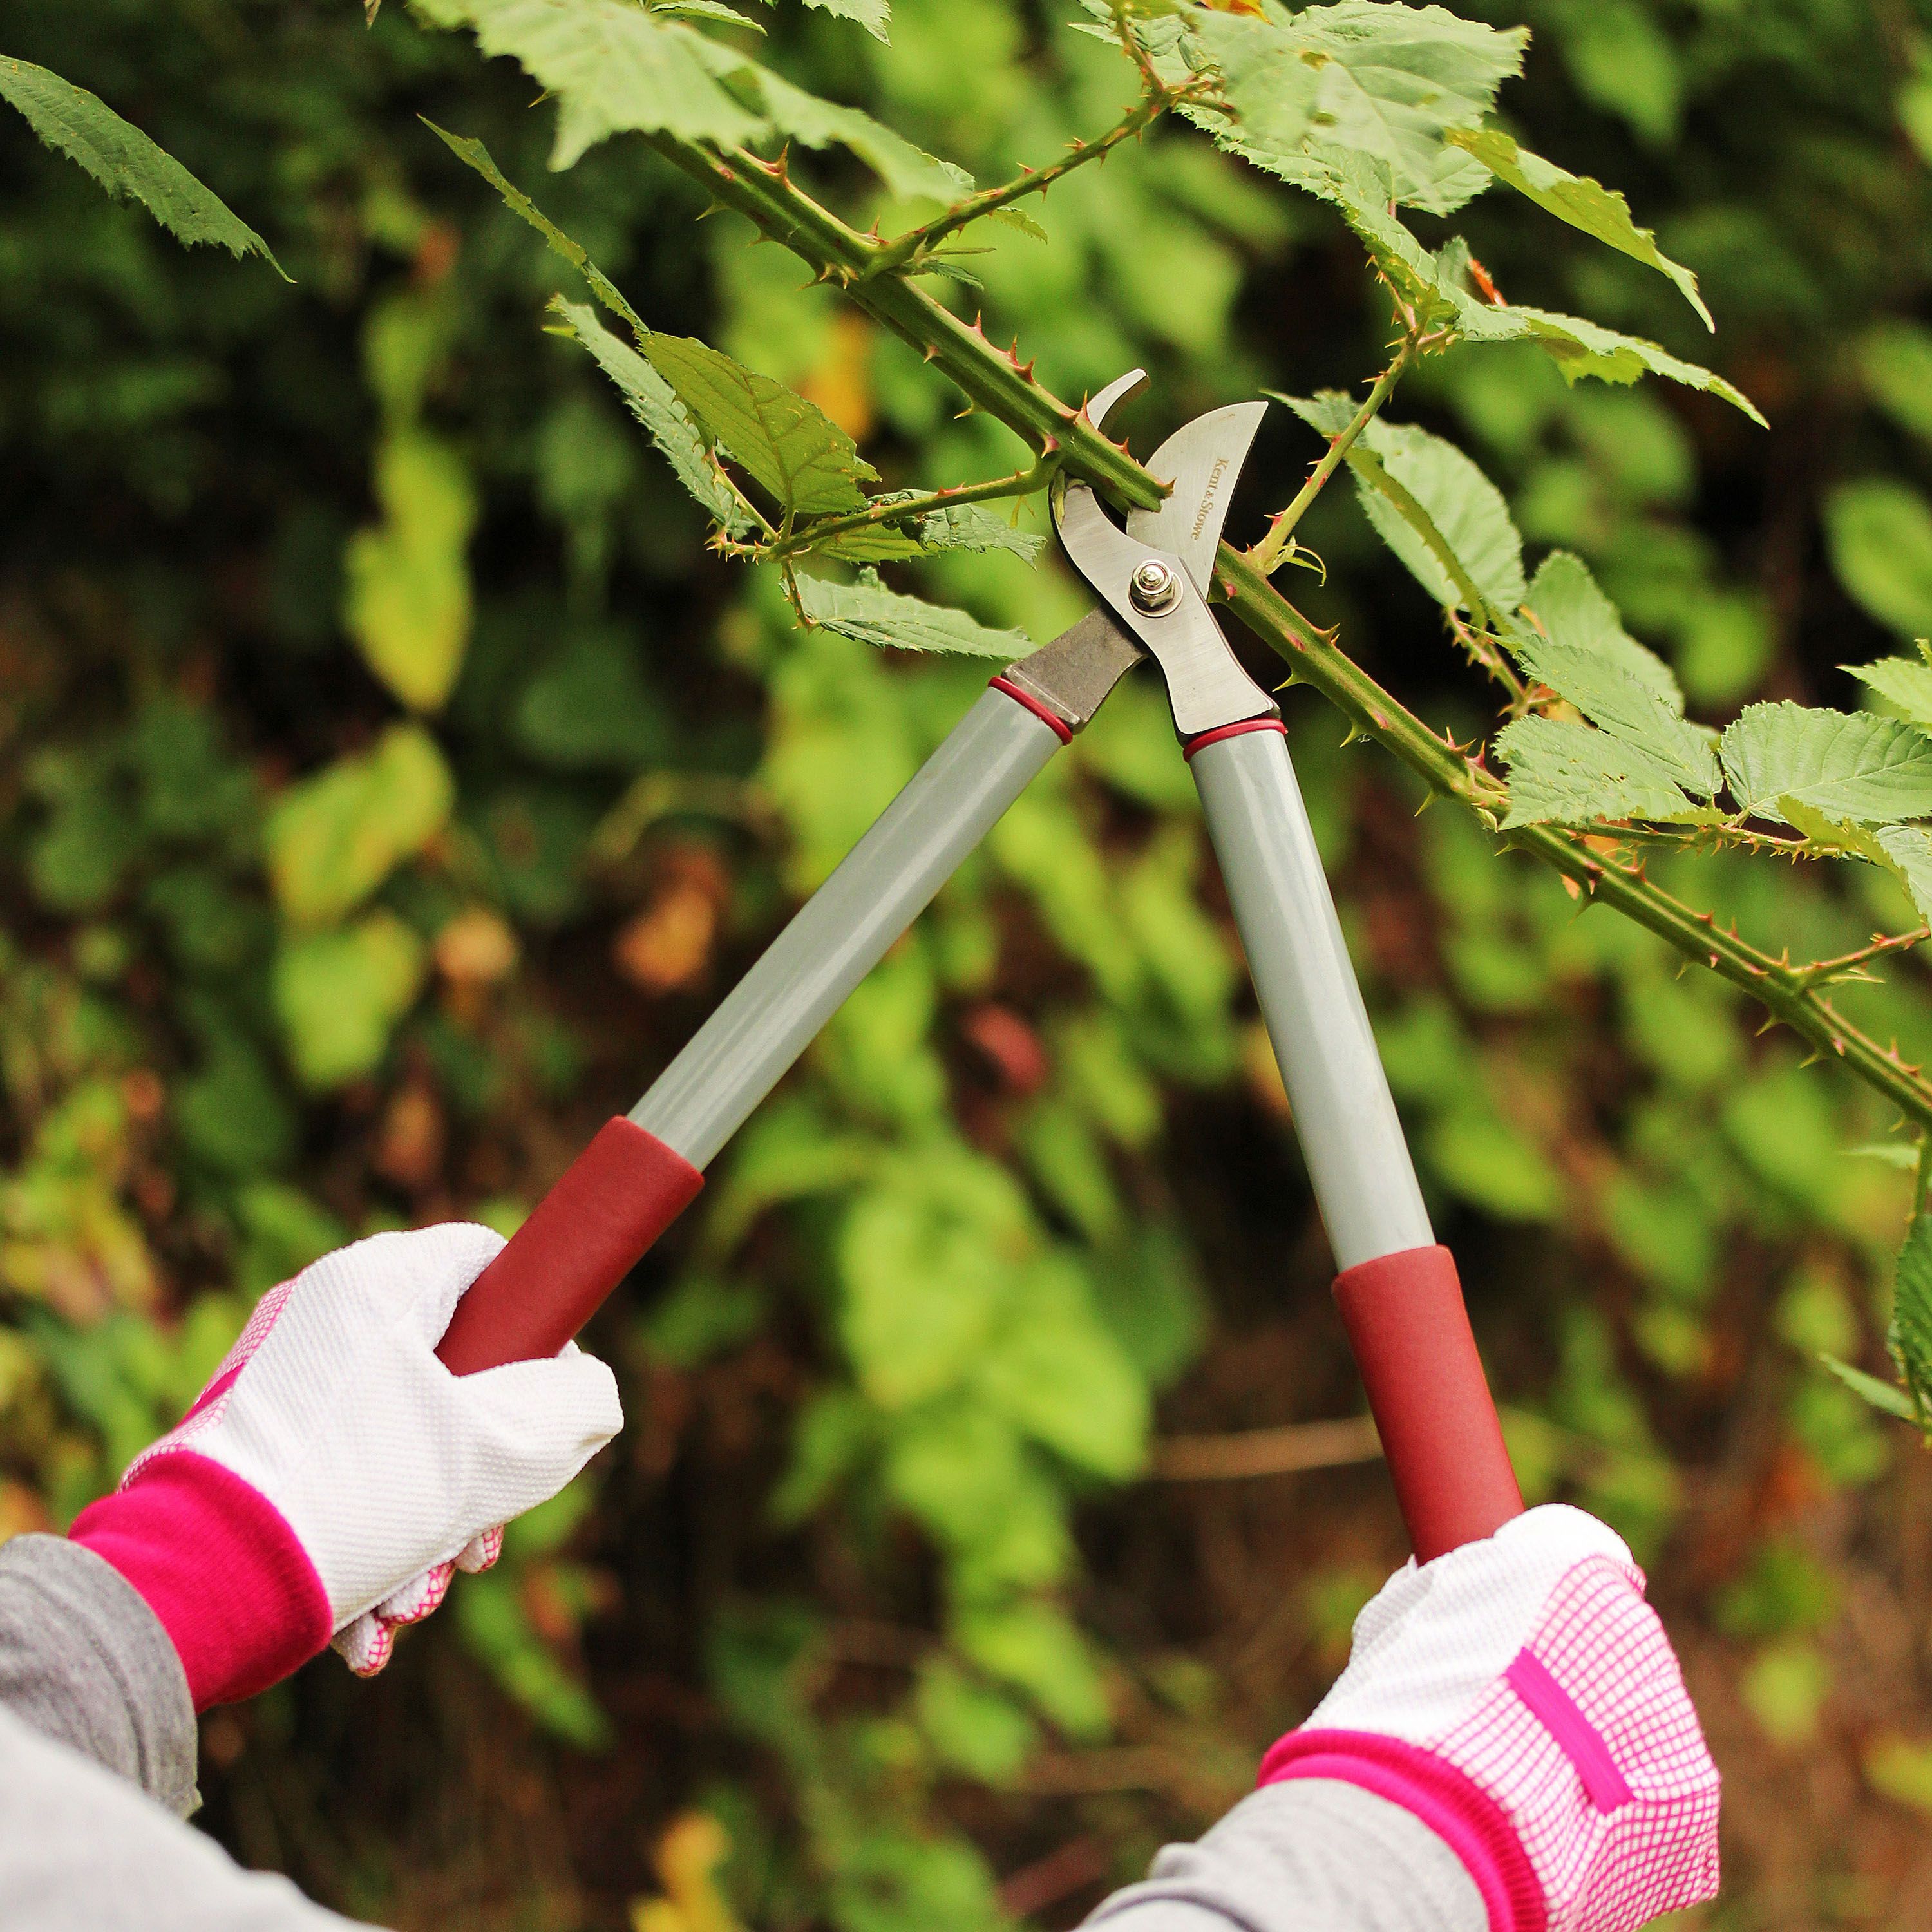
[0,1481,51,1546]
[435,905,519,985]
[374,1083,445,1191]
[960,1003,1050,1095]
[614,882,718,994]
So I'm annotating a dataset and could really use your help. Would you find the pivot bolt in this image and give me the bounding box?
[1128,559,1181,614]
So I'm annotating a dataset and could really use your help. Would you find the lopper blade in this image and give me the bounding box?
[1127,401,1269,596]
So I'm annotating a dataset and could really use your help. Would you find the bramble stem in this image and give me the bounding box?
[746,457,1060,561]
[863,92,1180,281]
[1248,343,1415,576]
[645,121,1932,1133]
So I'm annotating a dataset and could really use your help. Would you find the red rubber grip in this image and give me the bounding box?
[436,1117,703,1374]
[1332,1244,1523,1562]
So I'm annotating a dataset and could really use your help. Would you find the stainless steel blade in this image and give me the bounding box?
[1127,401,1269,596]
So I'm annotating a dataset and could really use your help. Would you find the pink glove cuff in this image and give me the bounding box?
[1260,1730,1544,1932]
[71,1451,332,1710]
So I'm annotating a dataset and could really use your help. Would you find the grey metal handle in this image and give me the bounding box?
[631,688,1065,1168]
[1190,727,1432,1270]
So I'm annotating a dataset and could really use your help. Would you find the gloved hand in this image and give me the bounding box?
[1260,1504,1719,1932]
[70,1223,623,1710]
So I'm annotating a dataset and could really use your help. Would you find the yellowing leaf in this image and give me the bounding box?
[343,432,478,711]
[642,335,876,516]
[1446,128,1710,328]
[273,911,428,1090]
[263,724,455,927]
[0,57,285,276]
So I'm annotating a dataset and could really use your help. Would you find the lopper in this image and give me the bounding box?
[435,372,1524,1563]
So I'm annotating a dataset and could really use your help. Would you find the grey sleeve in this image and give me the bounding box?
[0,1534,197,1817]
[0,1533,372,1932]
[1083,1780,1486,1932]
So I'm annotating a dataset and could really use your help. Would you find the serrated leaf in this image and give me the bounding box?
[343,433,478,712]
[0,57,285,276]
[1282,406,1523,620]
[1188,10,1322,159]
[1775,800,1932,922]
[424,121,642,332]
[752,70,969,204]
[263,725,455,927]
[1191,3,1524,214]
[641,334,876,515]
[819,498,1045,564]
[1846,652,1932,728]
[553,301,751,533]
[1454,299,1765,424]
[802,0,889,41]
[1495,715,1701,828]
[794,574,1030,658]
[649,0,766,29]
[1510,638,1720,796]
[1445,128,1710,329]
[1526,552,1681,706]
[1826,480,1932,638]
[412,0,766,164]
[1721,703,1932,825]
[1820,1353,1917,1423]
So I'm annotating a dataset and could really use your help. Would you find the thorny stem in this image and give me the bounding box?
[742,456,1060,562]
[862,92,1184,281]
[644,124,1932,1133]
[1785,927,1932,990]
[1247,343,1416,576]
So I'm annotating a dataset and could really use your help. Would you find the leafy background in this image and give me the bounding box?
[6,0,1932,1926]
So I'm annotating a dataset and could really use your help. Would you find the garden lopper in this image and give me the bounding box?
[435,371,1525,1563]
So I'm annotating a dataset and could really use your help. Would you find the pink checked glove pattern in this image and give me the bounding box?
[70,1223,623,1710]
[1260,1504,1719,1932]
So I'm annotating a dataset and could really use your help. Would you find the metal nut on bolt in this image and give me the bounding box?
[1128,559,1182,615]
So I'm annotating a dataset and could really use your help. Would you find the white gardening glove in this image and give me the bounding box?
[1260,1505,1720,1932]
[71,1223,622,1709]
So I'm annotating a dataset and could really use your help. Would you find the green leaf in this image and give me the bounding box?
[817,496,1045,564]
[1826,480,1932,638]
[343,432,478,712]
[794,573,1032,658]
[1775,797,1932,918]
[754,70,968,204]
[641,334,875,515]
[1495,715,1701,828]
[974,1253,1148,1479]
[954,1600,1110,1739]
[272,911,428,1090]
[411,0,766,163]
[1445,128,1710,328]
[1505,639,1719,796]
[1891,1208,1932,1421]
[551,301,750,533]
[914,1660,1037,1783]
[1846,650,1932,726]
[1859,322,1932,445]
[1871,825,1932,921]
[423,121,642,331]
[1453,299,1765,424]
[1283,404,1523,618]
[1720,703,1932,825]
[263,724,455,927]
[801,0,890,41]
[1188,10,1321,162]
[1526,552,1681,705]
[0,57,285,276]
[1820,1353,1917,1423]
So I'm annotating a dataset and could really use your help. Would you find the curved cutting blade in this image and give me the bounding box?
[1083,367,1149,435]
[1127,401,1269,596]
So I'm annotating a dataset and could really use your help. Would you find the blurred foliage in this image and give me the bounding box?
[10,1,1932,1927]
